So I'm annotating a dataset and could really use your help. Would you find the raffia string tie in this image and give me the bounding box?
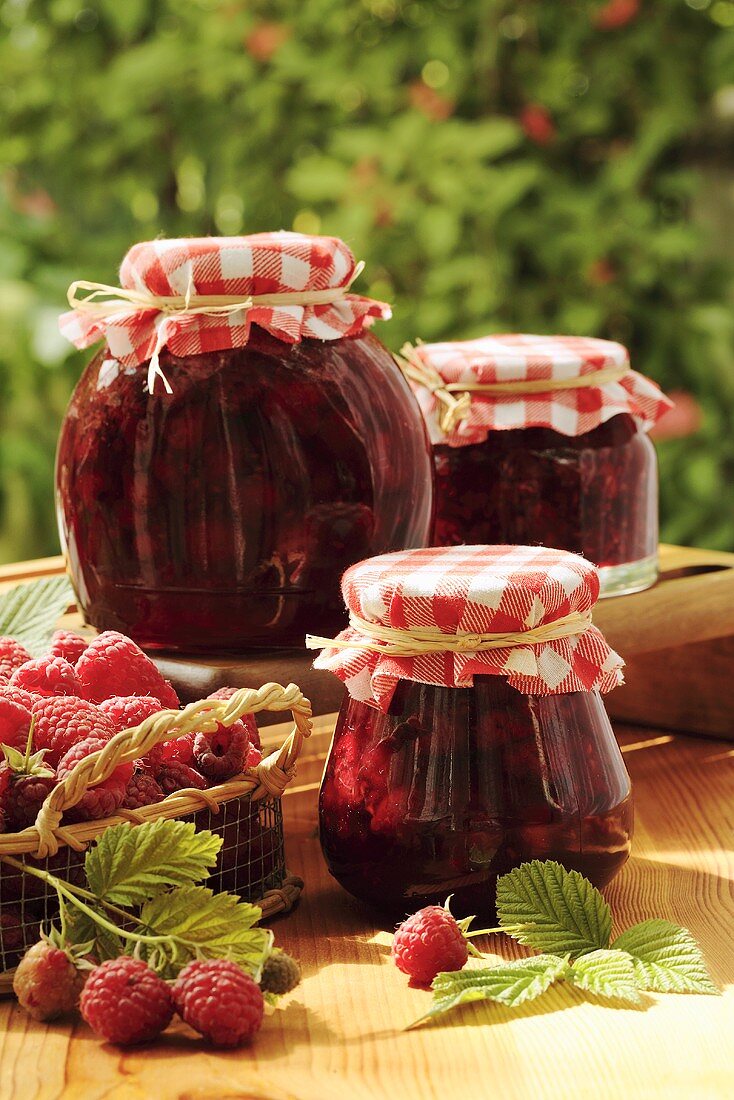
[67,260,366,395]
[306,609,594,658]
[397,343,630,433]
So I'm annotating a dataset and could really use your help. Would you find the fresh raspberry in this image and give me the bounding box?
[13,941,86,1021]
[260,951,301,995]
[80,957,173,1045]
[245,744,262,768]
[122,772,165,809]
[76,631,179,708]
[0,637,32,686]
[145,731,197,769]
[0,697,32,752]
[31,696,115,768]
[172,959,264,1047]
[391,905,469,985]
[207,688,261,749]
[193,722,249,781]
[3,774,57,830]
[10,656,80,700]
[98,695,162,733]
[49,629,88,665]
[0,905,26,956]
[155,761,206,796]
[1,686,36,710]
[57,737,133,821]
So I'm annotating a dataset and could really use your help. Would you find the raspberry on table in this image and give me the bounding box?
[0,637,32,686]
[122,771,165,810]
[57,736,133,821]
[76,631,179,708]
[3,774,57,830]
[80,957,173,1045]
[10,656,80,700]
[260,951,301,995]
[154,761,207,796]
[391,904,469,985]
[0,697,32,752]
[31,696,115,768]
[13,941,86,1021]
[207,688,261,749]
[99,695,163,733]
[193,722,249,781]
[172,959,264,1047]
[49,629,88,665]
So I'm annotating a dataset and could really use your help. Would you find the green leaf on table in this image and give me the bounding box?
[138,884,271,978]
[495,860,612,957]
[568,948,642,1004]
[412,954,568,1026]
[612,920,720,995]
[85,819,222,906]
[0,576,75,657]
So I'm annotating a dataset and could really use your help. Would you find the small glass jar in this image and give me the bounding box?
[311,544,632,920]
[56,234,433,650]
[402,335,672,598]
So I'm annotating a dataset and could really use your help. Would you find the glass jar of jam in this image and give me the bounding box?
[310,544,632,920]
[56,234,433,650]
[401,335,673,598]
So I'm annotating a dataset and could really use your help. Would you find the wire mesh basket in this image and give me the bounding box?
[0,681,312,992]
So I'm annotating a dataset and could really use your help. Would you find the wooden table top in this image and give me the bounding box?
[1,712,732,1100]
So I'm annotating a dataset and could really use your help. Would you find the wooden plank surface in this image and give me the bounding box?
[1,715,732,1100]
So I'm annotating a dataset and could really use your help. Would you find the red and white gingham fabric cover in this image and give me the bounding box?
[408,334,672,447]
[59,233,391,368]
[313,545,624,712]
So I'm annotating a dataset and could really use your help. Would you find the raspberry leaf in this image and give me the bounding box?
[138,884,271,978]
[611,920,719,995]
[495,860,612,956]
[412,954,568,1026]
[568,948,643,1003]
[58,899,123,963]
[0,576,75,657]
[85,819,222,905]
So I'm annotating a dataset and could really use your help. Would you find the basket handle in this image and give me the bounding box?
[30,682,312,859]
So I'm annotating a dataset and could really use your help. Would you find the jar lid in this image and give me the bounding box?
[400,334,672,446]
[308,544,624,712]
[59,233,391,393]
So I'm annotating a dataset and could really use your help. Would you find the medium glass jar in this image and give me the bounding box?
[56,234,433,650]
[311,544,632,920]
[402,335,672,598]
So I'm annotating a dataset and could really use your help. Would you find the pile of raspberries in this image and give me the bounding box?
[0,628,262,832]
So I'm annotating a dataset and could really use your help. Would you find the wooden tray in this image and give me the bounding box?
[4,545,734,736]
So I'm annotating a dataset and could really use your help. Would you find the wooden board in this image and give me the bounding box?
[0,715,732,1100]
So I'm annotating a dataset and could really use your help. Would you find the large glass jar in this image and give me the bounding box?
[311,544,632,920]
[56,235,433,650]
[320,678,632,920]
[402,335,672,598]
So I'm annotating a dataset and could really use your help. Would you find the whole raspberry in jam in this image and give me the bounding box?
[49,629,88,665]
[172,959,264,1047]
[57,737,133,821]
[193,722,249,781]
[98,695,163,733]
[122,771,165,810]
[31,696,115,768]
[10,656,80,700]
[391,905,469,985]
[0,697,32,752]
[0,637,32,686]
[13,941,87,1021]
[155,761,207,796]
[76,631,179,708]
[80,957,173,1045]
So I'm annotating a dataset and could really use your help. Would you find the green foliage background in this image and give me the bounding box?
[1,0,733,562]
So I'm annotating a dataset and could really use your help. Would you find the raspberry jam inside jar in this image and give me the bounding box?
[402,335,672,598]
[56,234,433,650]
[311,544,632,919]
